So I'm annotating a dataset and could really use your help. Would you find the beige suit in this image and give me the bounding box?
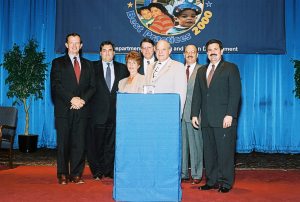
[145,58,187,115]
[118,73,145,93]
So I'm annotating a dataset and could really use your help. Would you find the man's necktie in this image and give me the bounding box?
[147,60,150,65]
[207,64,215,87]
[152,62,162,79]
[186,65,190,81]
[73,57,80,83]
[105,63,111,90]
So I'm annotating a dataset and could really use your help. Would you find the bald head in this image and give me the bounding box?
[155,40,172,62]
[184,44,198,65]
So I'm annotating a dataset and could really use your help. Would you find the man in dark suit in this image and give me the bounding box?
[87,41,129,181]
[51,33,96,185]
[138,38,156,76]
[191,39,241,193]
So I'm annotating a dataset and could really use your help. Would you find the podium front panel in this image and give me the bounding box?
[113,93,182,201]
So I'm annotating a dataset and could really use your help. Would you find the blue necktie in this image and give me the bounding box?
[105,63,111,90]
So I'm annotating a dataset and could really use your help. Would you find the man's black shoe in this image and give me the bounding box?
[218,187,230,193]
[198,184,219,190]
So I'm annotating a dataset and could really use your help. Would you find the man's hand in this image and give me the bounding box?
[223,115,233,128]
[70,97,85,110]
[192,117,199,129]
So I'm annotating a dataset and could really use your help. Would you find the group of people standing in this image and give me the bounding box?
[50,33,241,194]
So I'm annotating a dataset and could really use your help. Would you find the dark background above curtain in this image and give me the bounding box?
[55,0,286,54]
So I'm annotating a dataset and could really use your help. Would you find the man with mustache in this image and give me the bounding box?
[181,44,203,185]
[191,39,241,193]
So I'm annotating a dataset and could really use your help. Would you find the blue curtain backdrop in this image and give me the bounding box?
[0,0,299,153]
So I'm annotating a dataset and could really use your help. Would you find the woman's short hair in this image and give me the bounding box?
[126,51,142,66]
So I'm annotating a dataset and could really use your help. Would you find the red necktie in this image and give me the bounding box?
[207,64,215,87]
[186,65,190,81]
[74,57,80,83]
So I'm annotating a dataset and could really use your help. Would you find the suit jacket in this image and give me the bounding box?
[50,55,96,118]
[191,60,241,127]
[138,56,157,75]
[145,58,187,115]
[182,63,202,122]
[90,60,129,124]
[118,73,145,93]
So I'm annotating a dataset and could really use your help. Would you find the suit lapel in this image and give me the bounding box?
[97,61,110,92]
[209,61,224,87]
[64,55,78,84]
[78,58,87,85]
[188,64,200,86]
[139,63,145,75]
[153,59,172,81]
[145,62,155,84]
[202,65,209,88]
[111,61,119,92]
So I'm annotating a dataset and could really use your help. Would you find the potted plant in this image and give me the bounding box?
[293,59,300,99]
[1,39,48,152]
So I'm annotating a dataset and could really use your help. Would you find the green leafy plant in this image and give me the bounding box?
[1,39,48,135]
[293,60,300,99]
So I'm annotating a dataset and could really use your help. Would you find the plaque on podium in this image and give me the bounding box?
[113,93,182,202]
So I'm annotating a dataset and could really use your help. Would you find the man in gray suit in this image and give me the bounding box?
[145,40,187,115]
[181,45,203,184]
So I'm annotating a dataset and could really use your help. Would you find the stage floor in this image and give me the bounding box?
[0,166,299,202]
[1,148,299,169]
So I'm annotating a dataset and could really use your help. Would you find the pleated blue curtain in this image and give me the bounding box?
[0,0,299,152]
[0,0,58,147]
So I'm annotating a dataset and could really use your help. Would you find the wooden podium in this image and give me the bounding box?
[113,93,182,202]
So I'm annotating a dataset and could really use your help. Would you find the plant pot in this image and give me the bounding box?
[18,134,38,153]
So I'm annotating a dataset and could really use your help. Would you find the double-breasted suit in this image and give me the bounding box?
[145,58,187,115]
[191,59,241,189]
[87,60,128,178]
[51,54,96,178]
[181,63,203,181]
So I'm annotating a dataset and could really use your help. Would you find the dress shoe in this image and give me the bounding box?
[218,187,230,193]
[70,176,85,184]
[181,178,191,183]
[58,175,68,185]
[93,174,104,181]
[198,184,219,190]
[191,179,201,184]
